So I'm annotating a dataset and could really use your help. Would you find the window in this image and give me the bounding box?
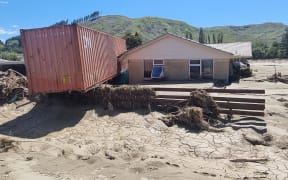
[201,59,213,79]
[144,60,153,78]
[151,66,164,79]
[189,60,201,79]
[189,59,214,79]
[143,59,164,79]
[190,60,201,65]
[153,59,164,65]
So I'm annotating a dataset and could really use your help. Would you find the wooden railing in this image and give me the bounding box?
[152,88,266,117]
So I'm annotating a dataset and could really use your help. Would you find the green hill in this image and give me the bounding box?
[1,15,287,60]
[83,15,287,45]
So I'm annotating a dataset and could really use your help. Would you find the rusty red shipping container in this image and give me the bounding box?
[21,24,126,94]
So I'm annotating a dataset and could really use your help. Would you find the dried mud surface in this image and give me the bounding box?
[0,60,288,180]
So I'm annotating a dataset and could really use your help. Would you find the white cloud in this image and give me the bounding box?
[0,1,8,4]
[0,28,17,35]
[11,25,19,28]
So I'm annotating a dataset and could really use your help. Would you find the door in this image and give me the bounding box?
[189,60,201,79]
[190,66,200,79]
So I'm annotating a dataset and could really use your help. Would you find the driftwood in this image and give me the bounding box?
[0,69,28,102]
[160,106,223,132]
[159,90,223,132]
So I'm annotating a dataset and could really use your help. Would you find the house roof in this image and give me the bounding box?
[206,42,252,58]
[119,33,235,59]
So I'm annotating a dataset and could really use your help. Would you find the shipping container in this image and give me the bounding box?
[21,24,126,94]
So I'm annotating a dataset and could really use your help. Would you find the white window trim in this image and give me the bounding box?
[153,59,164,66]
[189,59,201,79]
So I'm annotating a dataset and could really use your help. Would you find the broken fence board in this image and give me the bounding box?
[152,98,265,116]
[153,88,265,94]
[156,95,265,103]
[218,109,265,117]
[217,102,265,111]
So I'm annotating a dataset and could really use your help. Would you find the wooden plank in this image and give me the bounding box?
[152,98,183,104]
[213,96,265,103]
[156,95,265,103]
[217,102,265,111]
[153,88,265,94]
[156,95,188,99]
[218,109,265,117]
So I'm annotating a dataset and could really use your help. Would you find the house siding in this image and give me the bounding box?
[214,59,229,80]
[164,60,189,80]
[128,60,144,84]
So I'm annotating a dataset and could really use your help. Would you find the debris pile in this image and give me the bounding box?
[160,90,223,132]
[86,85,155,110]
[187,90,219,118]
[0,69,28,103]
[267,72,288,84]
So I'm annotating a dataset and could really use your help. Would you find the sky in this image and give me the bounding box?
[1,0,288,42]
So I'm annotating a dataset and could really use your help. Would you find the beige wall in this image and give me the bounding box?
[128,59,230,84]
[164,60,189,80]
[214,59,229,81]
[128,60,144,84]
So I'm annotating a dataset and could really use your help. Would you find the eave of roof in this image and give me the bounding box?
[119,33,235,59]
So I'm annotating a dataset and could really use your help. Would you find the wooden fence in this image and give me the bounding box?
[152,88,266,117]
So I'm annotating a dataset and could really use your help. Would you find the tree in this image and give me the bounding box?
[5,36,22,53]
[217,32,224,43]
[123,32,142,50]
[198,28,205,43]
[51,19,69,26]
[72,11,100,24]
[252,42,269,59]
[207,35,211,44]
[212,33,216,43]
[267,42,280,58]
[280,27,288,58]
[0,40,4,51]
[185,31,193,40]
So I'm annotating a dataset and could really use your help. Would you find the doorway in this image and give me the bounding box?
[189,60,201,79]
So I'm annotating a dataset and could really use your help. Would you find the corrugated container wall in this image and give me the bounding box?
[21,24,126,94]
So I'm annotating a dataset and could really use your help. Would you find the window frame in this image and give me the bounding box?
[189,59,214,80]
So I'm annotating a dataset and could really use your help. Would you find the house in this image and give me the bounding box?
[119,33,252,84]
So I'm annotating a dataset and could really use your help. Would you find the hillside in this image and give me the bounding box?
[1,15,287,60]
[83,15,287,45]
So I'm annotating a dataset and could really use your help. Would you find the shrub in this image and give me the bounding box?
[0,51,20,61]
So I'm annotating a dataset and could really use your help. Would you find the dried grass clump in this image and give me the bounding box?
[160,90,222,132]
[110,86,155,110]
[187,90,219,118]
[86,85,155,110]
[0,69,28,102]
[161,107,222,132]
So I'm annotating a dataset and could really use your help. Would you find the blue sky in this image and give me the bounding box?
[0,0,288,42]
